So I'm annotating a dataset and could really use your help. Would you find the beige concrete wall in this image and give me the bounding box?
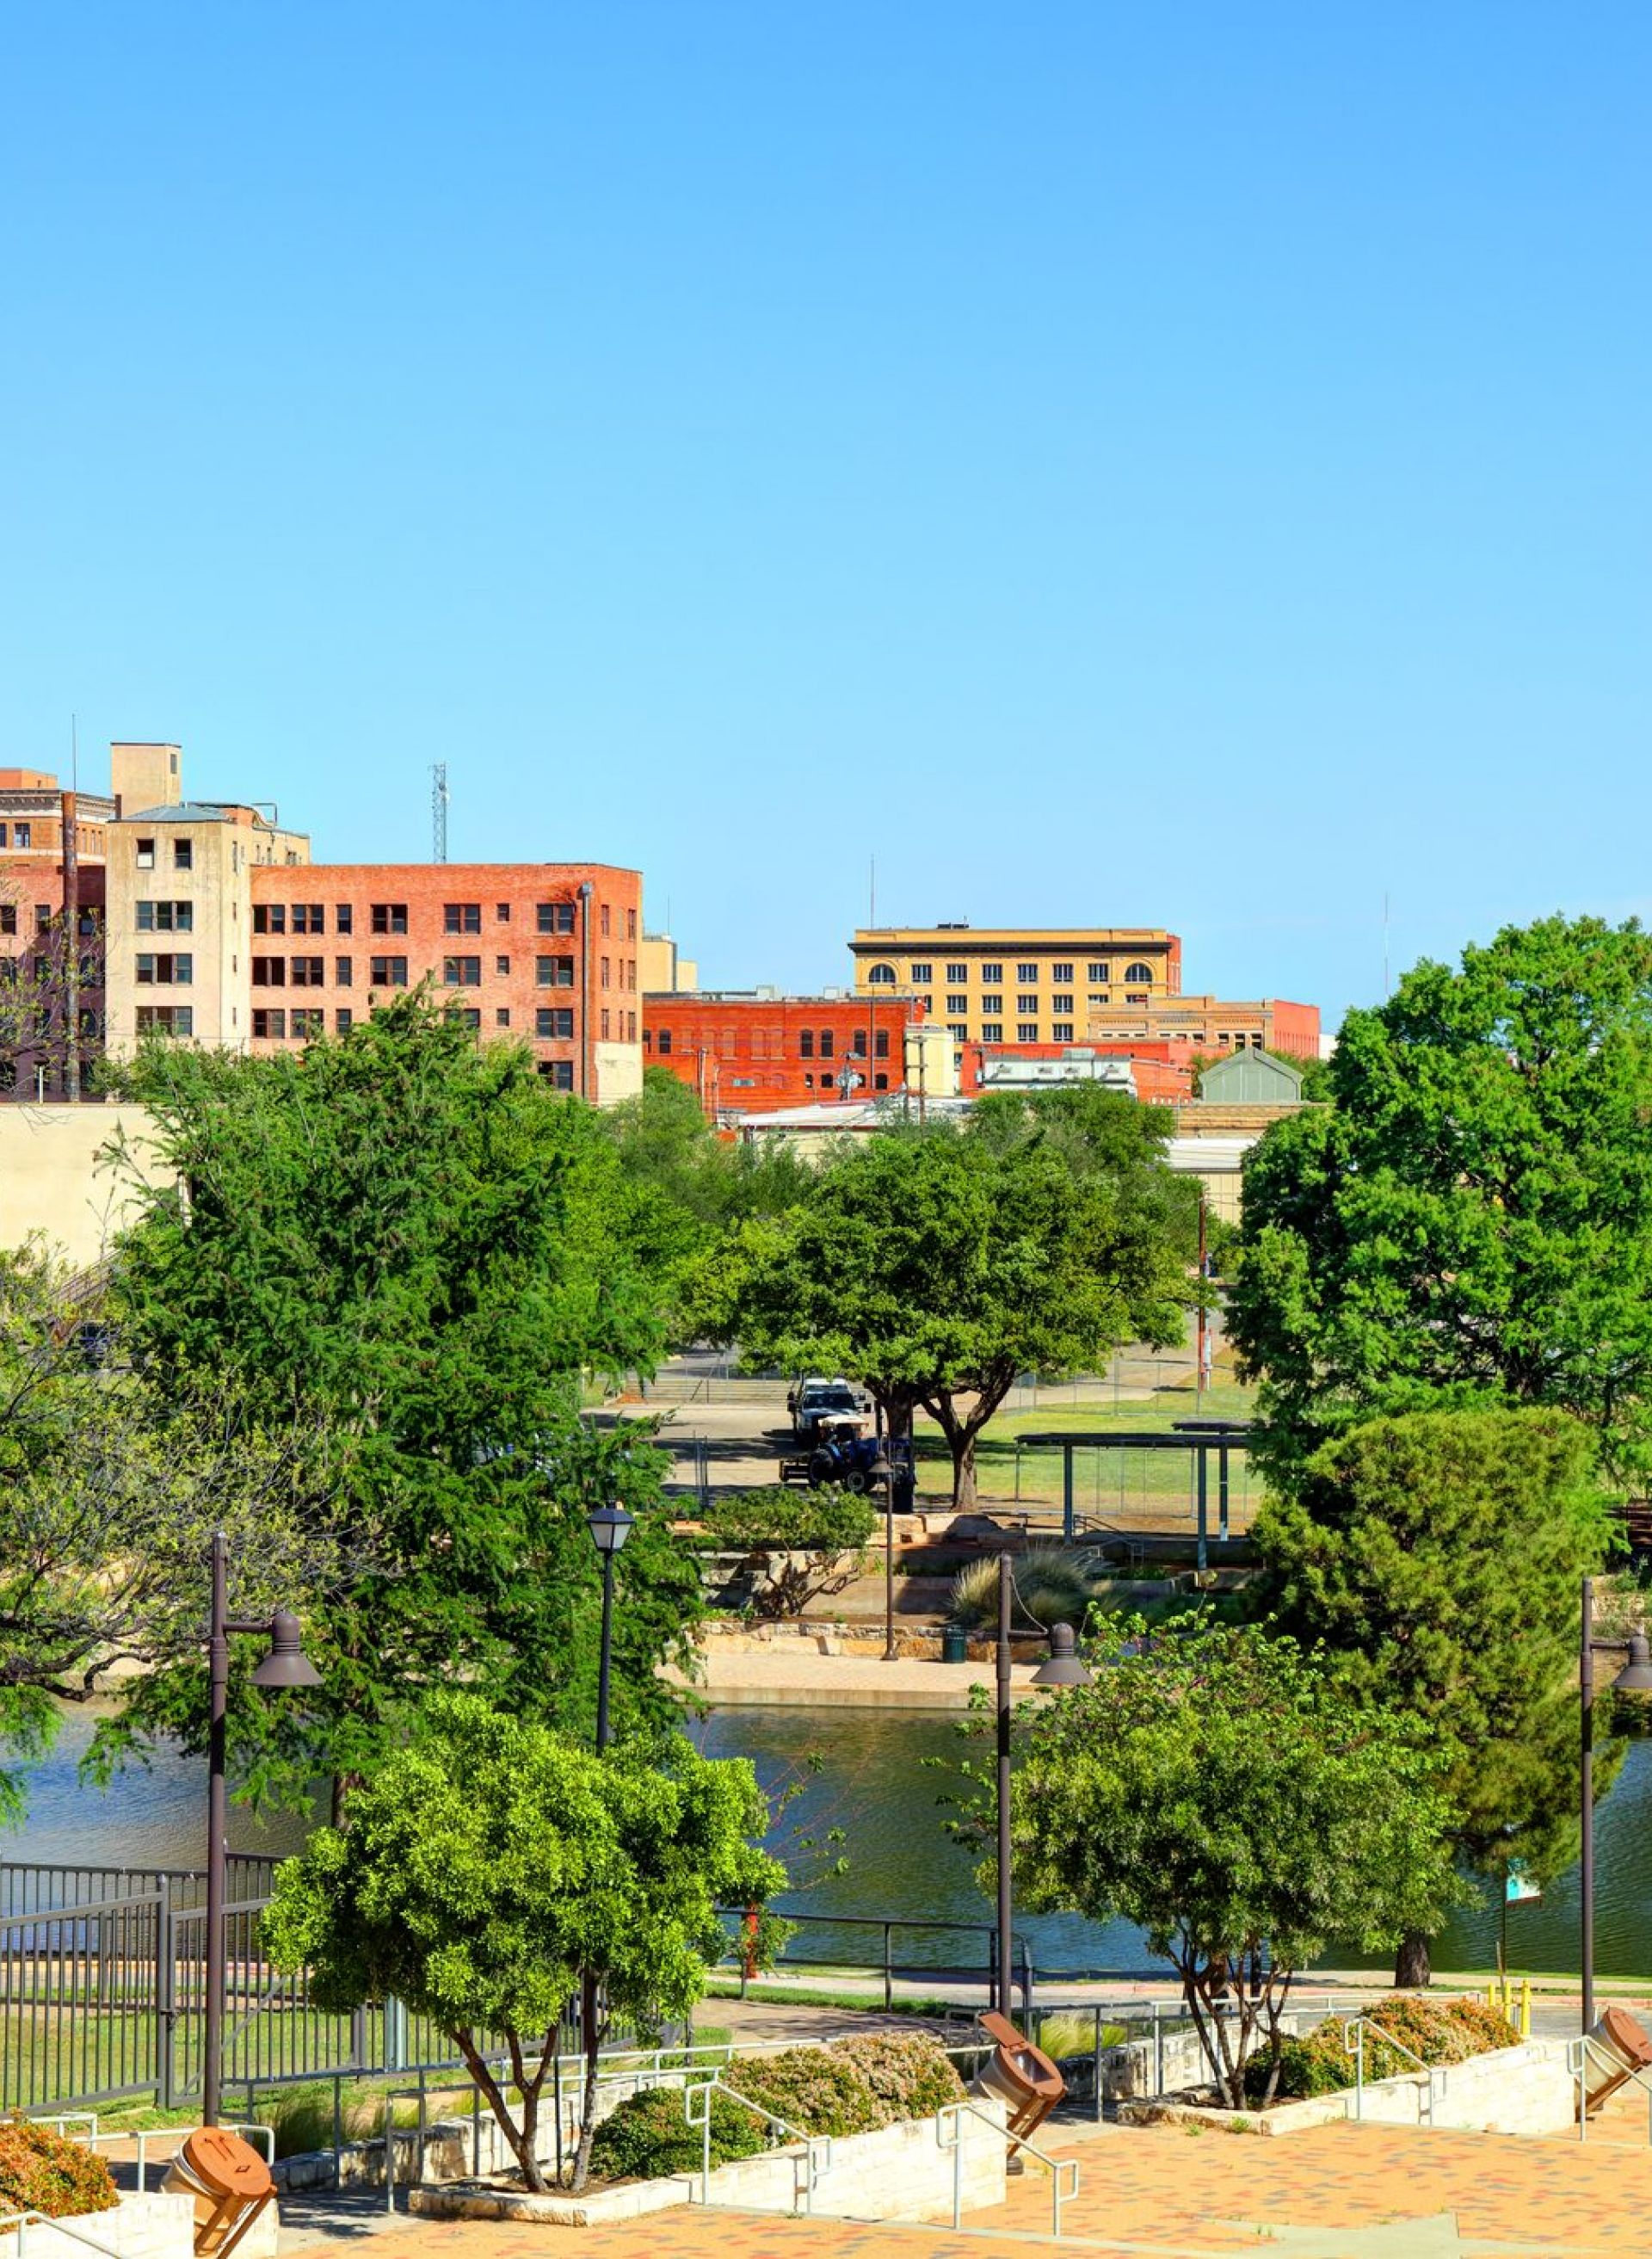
[593,1037,644,1105]
[0,1104,170,1266]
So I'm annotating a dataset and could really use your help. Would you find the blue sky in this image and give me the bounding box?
[3,4,1647,1028]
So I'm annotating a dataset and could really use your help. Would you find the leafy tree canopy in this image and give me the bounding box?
[1230,917,1652,1490]
[717,1106,1196,1507]
[1007,1615,1457,2107]
[102,1001,702,1809]
[1256,1407,1616,1978]
[262,1694,783,2192]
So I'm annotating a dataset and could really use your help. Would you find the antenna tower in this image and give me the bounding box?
[432,762,449,862]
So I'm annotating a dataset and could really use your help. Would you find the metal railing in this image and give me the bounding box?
[1344,2016,1439,2124]
[682,2075,834,2211]
[935,2098,1077,2237]
[1568,2031,1652,2145]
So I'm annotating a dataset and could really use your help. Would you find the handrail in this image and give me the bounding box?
[934,2097,1077,2237]
[3,2210,125,2259]
[1567,2031,1652,2145]
[681,2076,834,2211]
[1343,2017,1439,2125]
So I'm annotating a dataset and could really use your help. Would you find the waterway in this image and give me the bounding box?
[9,1705,1652,1978]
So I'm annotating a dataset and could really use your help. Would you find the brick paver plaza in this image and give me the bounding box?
[283,2103,1652,2259]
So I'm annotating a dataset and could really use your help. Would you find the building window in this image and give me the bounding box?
[370,955,409,987]
[137,901,193,932]
[537,902,576,934]
[874,1029,890,1059]
[1017,1021,1039,1043]
[0,824,6,847]
[1126,991,1150,1004]
[539,1059,575,1089]
[626,1010,636,1041]
[1088,990,1109,1007]
[137,1004,193,1036]
[981,989,1002,1013]
[982,1021,1003,1043]
[949,1021,967,1042]
[658,1029,673,1055]
[288,956,324,986]
[819,1029,835,1059]
[452,1008,481,1030]
[536,1007,575,1038]
[600,1008,612,1040]
[536,955,575,987]
[496,1007,510,1027]
[945,960,968,983]
[496,954,510,975]
[1017,992,1038,1014]
[1125,960,1155,984]
[1052,993,1074,1014]
[443,955,481,986]
[253,904,287,935]
[291,1008,324,1039]
[291,904,325,934]
[496,902,510,922]
[626,908,637,938]
[135,838,155,869]
[444,904,482,934]
[252,1009,286,1040]
[336,1008,353,1034]
[866,962,897,985]
[371,904,409,935]
[336,904,354,935]
[173,839,193,870]
[1052,1021,1075,1042]
[1088,961,1110,983]
[1052,962,1074,983]
[251,957,286,987]
[1015,961,1038,984]
[336,956,353,986]
[909,960,933,982]
[981,961,1002,983]
[799,1030,814,1058]
[854,1026,868,1055]
[0,907,14,935]
[874,1072,889,1091]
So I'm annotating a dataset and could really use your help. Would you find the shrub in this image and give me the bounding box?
[726,2046,885,2137]
[950,1546,1095,1633]
[831,2033,965,2120]
[0,2120,118,2219]
[1245,1995,1522,2104]
[588,2086,766,2182]
[697,1485,879,1553]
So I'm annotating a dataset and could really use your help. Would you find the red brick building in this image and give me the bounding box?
[0,768,110,1097]
[643,991,929,1119]
[248,861,642,1099]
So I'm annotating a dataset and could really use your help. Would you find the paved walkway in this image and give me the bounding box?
[681,1645,1045,1710]
[279,2103,1652,2258]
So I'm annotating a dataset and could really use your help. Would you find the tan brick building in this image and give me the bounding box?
[850,925,1181,1047]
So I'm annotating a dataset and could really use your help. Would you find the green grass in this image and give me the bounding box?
[704,1978,964,2016]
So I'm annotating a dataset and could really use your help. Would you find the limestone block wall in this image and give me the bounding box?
[11,2192,195,2259]
[691,2096,1007,2225]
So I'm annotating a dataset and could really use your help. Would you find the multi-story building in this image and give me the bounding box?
[638,931,698,996]
[642,989,952,1121]
[2,739,643,1103]
[849,926,1182,1048]
[1085,993,1319,1060]
[0,766,114,1098]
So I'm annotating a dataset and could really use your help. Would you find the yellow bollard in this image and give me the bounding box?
[1519,1978,1531,2039]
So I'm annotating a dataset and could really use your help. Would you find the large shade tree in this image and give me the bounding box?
[102,999,701,1811]
[716,1109,1196,1507]
[1256,1407,1615,1986]
[1229,916,1652,1492]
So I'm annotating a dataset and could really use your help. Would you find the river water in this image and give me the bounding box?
[10,1704,1652,1978]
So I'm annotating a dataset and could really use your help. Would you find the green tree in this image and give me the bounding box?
[0,1245,347,1818]
[1229,917,1652,1492]
[723,1115,1195,1508]
[1256,1408,1613,1986]
[102,1000,701,1811]
[1005,1616,1457,2106]
[262,1695,784,2192]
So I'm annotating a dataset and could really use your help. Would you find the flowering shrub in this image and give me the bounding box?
[1247,1995,1522,2103]
[696,1485,878,1554]
[586,2034,965,2182]
[0,2120,118,2219]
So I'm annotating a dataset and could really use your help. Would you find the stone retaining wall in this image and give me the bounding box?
[1121,2040,1578,2138]
[10,2193,194,2259]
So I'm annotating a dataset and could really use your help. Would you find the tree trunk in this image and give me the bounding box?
[951,1430,977,1512]
[1394,1931,1432,1990]
[455,2031,547,2194]
[570,1970,602,2193]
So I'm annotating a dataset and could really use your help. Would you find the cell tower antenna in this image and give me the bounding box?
[432,762,448,862]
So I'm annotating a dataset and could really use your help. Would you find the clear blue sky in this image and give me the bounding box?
[3,4,1648,1029]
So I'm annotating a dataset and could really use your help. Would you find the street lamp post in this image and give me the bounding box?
[993,1551,1091,2021]
[202,1531,320,2126]
[586,1503,634,1752]
[1580,1576,1652,2031]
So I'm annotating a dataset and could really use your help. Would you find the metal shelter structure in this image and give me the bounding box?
[1014,1417,1252,1569]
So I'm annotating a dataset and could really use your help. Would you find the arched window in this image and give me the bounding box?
[866,962,897,985]
[1125,960,1155,985]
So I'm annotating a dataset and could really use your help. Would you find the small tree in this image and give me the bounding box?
[1005,1616,1457,2107]
[262,1695,784,2192]
[1257,1408,1615,1986]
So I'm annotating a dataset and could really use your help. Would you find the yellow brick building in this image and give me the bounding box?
[849,926,1180,1048]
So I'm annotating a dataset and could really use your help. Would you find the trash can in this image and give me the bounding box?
[1580,2005,1652,2116]
[163,2126,275,2257]
[941,1625,970,1663]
